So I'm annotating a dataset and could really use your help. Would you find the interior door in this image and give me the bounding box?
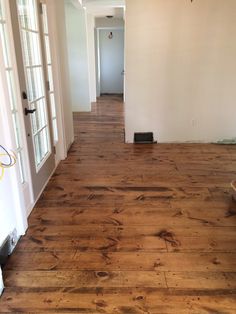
[9,0,55,201]
[99,29,124,94]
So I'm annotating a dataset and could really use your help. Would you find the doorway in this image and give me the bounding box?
[96,27,124,96]
[99,29,124,95]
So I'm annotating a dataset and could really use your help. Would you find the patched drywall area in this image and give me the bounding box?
[125,0,236,143]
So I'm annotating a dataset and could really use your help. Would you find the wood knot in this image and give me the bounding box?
[96,271,109,278]
[93,299,107,307]
[173,209,185,217]
[212,258,221,265]
[155,229,181,247]
[209,241,217,248]
[136,194,145,201]
[105,218,123,226]
[154,261,164,268]
[134,295,145,301]
[95,287,103,296]
[113,207,123,214]
[225,207,236,218]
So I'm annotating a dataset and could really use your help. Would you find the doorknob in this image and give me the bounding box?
[121,70,125,75]
[25,108,36,116]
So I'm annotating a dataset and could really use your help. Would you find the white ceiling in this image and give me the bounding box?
[81,0,125,18]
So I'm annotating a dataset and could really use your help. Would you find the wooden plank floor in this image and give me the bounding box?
[1,95,236,313]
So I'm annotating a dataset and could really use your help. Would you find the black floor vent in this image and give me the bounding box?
[134,132,155,144]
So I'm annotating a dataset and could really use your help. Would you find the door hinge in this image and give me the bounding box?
[53,146,56,154]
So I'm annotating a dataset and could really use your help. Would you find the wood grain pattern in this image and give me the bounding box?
[1,95,236,313]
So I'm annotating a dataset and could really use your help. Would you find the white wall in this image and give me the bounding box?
[86,13,97,103]
[65,2,91,112]
[47,0,74,152]
[125,0,236,143]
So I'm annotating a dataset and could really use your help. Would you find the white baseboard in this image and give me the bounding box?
[0,267,4,296]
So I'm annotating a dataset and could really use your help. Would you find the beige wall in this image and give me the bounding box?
[125,0,236,143]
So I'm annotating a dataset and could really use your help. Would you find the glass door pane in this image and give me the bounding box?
[17,0,51,170]
[8,0,55,201]
[41,3,58,144]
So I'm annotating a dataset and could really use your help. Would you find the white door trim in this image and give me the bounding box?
[46,0,70,161]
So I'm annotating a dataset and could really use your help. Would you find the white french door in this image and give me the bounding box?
[0,0,26,184]
[9,0,56,200]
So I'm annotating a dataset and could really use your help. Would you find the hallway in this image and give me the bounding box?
[1,96,236,312]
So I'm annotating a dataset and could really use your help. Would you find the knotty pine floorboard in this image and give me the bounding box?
[1,95,236,313]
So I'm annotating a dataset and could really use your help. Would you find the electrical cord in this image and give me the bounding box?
[0,144,13,166]
[0,145,17,181]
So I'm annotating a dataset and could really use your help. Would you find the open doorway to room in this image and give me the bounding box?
[96,20,125,97]
[80,0,125,101]
[64,1,125,111]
